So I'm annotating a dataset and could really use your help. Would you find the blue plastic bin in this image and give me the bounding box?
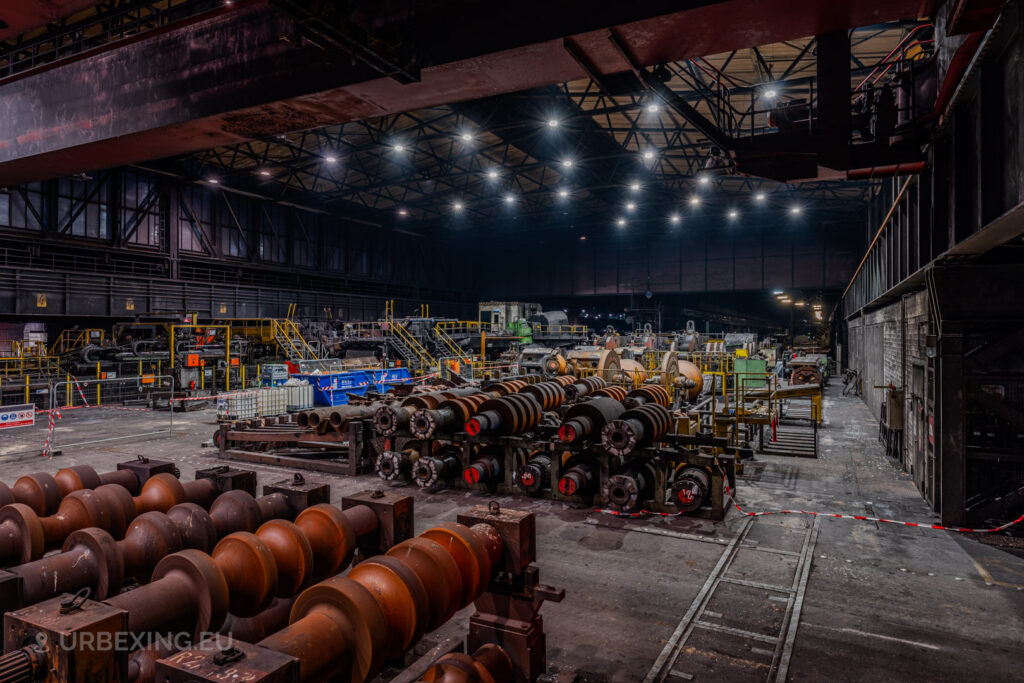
[293,368,413,406]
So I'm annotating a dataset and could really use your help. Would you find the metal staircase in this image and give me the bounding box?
[271,319,321,362]
[386,320,435,374]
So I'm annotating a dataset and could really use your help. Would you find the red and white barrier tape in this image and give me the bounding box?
[596,463,1024,533]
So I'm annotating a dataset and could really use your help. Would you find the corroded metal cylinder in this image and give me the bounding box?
[413,449,462,489]
[623,385,672,409]
[557,459,596,496]
[564,375,606,402]
[671,467,712,513]
[520,381,567,412]
[600,403,673,456]
[376,449,419,481]
[557,397,625,444]
[418,644,514,683]
[256,521,502,683]
[590,385,628,402]
[465,394,543,436]
[462,455,501,486]
[514,453,551,494]
[410,394,489,438]
[602,460,658,511]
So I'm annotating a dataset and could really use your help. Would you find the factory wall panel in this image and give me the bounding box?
[594,250,618,295]
[649,238,680,292]
[680,245,706,291]
[705,239,734,291]
[618,246,648,295]
[733,237,763,290]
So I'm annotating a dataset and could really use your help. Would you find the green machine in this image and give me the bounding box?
[735,357,768,390]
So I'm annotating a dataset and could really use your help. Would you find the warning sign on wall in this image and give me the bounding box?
[0,404,35,429]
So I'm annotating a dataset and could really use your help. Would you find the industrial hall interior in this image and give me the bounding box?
[0,1,1023,682]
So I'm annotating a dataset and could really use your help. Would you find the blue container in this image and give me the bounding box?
[293,368,413,406]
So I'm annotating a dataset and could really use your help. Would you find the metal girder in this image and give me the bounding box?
[0,0,935,184]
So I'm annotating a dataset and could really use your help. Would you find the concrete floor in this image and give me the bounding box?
[1,386,1022,681]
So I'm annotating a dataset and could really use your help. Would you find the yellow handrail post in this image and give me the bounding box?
[66,374,71,408]
[225,327,231,392]
[24,375,29,404]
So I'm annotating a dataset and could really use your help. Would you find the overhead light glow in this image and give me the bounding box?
[689,195,700,206]
[629,181,641,192]
[486,169,499,179]
[397,208,408,216]
[698,175,711,186]
[763,87,777,99]
[642,149,656,160]
[324,156,337,163]
[647,103,660,113]
[669,213,681,224]
[625,202,636,211]
[773,290,784,295]
[755,192,766,201]
[790,205,802,215]
[558,189,569,198]
[616,218,627,227]
[207,178,219,184]
[795,301,806,307]
[547,119,560,127]
[453,201,464,211]
[393,144,405,152]
[460,132,473,142]
[728,209,738,219]
[259,170,271,177]
[561,159,573,168]
[504,194,515,204]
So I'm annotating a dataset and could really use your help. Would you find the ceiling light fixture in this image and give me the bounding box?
[460,132,472,142]
[453,201,464,211]
[547,119,559,127]
[259,170,270,176]
[486,169,499,179]
[647,103,660,113]
[642,149,656,160]
[207,178,219,184]
[393,144,405,152]
[763,87,777,99]
[558,189,569,198]
[670,214,681,224]
[324,156,337,163]
[625,202,636,211]
[728,209,738,219]
[629,181,641,192]
[561,159,573,168]
[616,218,627,227]
[698,175,710,186]
[504,194,515,204]
[397,208,408,216]
[790,205,802,215]
[689,195,700,206]
[755,192,766,201]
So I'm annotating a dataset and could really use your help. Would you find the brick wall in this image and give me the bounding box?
[847,290,931,492]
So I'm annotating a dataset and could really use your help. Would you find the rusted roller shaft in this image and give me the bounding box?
[600,403,673,456]
[520,381,567,412]
[418,644,514,683]
[374,390,478,435]
[465,394,543,437]
[550,375,578,387]
[376,449,419,480]
[256,521,502,682]
[557,397,625,444]
[602,460,658,511]
[0,462,165,517]
[0,473,221,567]
[414,449,462,489]
[590,385,628,402]
[564,376,606,402]
[6,489,298,607]
[297,407,334,429]
[462,454,501,485]
[622,385,672,409]
[514,453,551,494]
[104,502,380,635]
[671,466,712,513]
[557,460,596,496]
[410,394,489,438]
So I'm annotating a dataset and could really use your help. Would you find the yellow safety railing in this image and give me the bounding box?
[532,324,589,336]
[50,329,105,356]
[433,324,473,364]
[435,320,485,336]
[389,320,435,372]
[0,356,61,377]
[270,319,320,361]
